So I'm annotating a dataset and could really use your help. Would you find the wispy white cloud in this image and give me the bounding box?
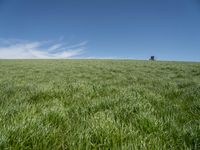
[0,39,86,59]
[64,41,88,49]
[48,44,63,51]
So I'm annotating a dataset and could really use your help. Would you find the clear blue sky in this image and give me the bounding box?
[0,0,200,61]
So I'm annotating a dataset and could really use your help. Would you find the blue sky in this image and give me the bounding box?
[0,0,200,61]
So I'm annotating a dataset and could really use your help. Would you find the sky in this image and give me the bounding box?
[0,0,200,61]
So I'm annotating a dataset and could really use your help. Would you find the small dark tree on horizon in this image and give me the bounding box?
[149,56,155,61]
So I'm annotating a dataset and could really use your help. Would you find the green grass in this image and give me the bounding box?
[0,59,199,149]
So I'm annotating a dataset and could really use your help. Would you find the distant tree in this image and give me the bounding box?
[149,56,155,61]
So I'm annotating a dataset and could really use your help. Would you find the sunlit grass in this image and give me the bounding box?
[0,60,199,149]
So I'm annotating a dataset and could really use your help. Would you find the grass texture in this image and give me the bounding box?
[0,60,200,149]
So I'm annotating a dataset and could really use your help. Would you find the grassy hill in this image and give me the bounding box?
[0,60,199,149]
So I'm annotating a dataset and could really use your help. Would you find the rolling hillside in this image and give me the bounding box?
[0,60,199,149]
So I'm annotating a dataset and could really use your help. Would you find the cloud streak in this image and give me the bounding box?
[0,39,86,59]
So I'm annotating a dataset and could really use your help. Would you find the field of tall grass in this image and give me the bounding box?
[0,60,199,149]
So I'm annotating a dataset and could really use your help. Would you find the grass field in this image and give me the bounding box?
[0,60,199,149]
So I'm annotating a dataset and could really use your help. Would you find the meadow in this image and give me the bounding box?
[0,60,199,149]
